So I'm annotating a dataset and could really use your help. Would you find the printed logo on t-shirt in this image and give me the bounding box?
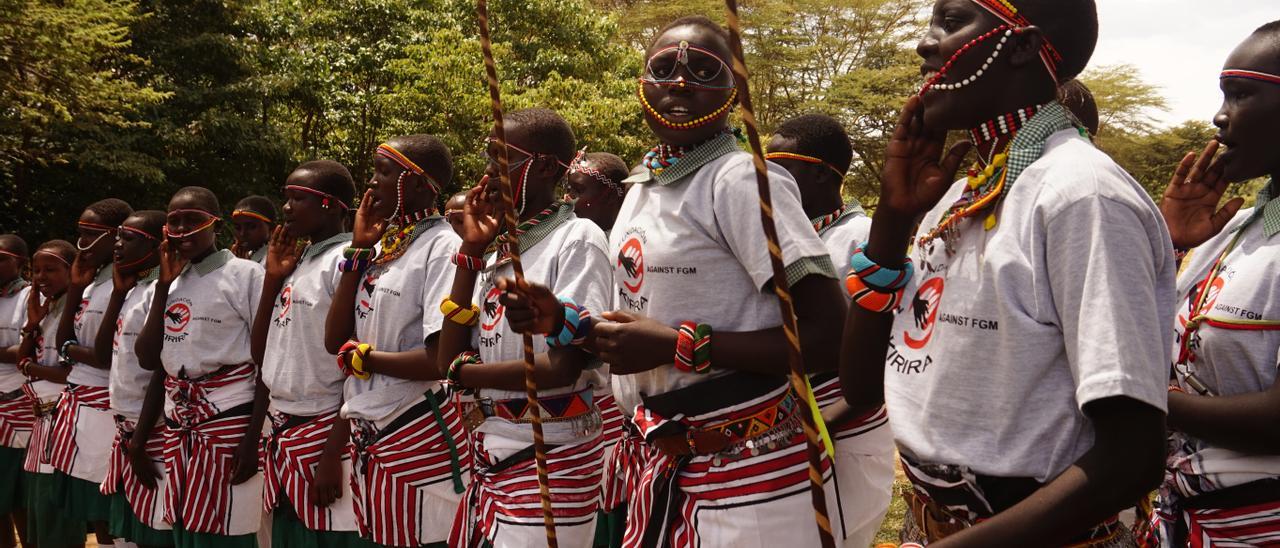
[35,334,45,362]
[164,299,192,342]
[274,285,293,328]
[617,228,650,312]
[480,285,505,347]
[1179,277,1223,329]
[356,271,380,320]
[904,277,944,350]
[113,317,123,352]
[74,298,89,328]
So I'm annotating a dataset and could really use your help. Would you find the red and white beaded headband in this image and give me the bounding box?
[568,149,624,197]
[971,0,1063,83]
[1221,69,1280,86]
[284,184,351,210]
[376,143,442,194]
[34,249,71,266]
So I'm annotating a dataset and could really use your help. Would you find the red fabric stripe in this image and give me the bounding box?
[49,384,110,473]
[0,392,34,447]
[102,419,167,529]
[1187,500,1280,547]
[263,411,348,532]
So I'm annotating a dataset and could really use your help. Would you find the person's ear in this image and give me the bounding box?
[1007,26,1046,69]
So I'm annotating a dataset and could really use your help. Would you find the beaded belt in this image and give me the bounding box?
[652,390,802,461]
[479,386,597,424]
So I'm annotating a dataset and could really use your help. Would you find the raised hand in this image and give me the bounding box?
[591,311,676,375]
[69,253,98,289]
[459,177,503,253]
[157,240,188,285]
[496,277,561,335]
[1160,141,1243,250]
[264,226,303,280]
[351,189,388,248]
[112,259,140,292]
[25,287,51,328]
[879,95,972,219]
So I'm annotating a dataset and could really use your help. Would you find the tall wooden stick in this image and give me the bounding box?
[475,1,558,545]
[722,2,836,547]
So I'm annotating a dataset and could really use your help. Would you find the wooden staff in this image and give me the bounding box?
[722,2,836,547]
[474,1,559,545]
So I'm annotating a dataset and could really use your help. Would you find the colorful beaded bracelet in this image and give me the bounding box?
[440,298,480,327]
[849,247,914,292]
[674,321,712,374]
[451,253,485,272]
[447,351,481,387]
[546,297,592,348]
[337,340,372,380]
[338,258,370,273]
[845,272,904,314]
[343,246,376,261]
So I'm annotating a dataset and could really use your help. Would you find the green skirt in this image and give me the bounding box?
[51,469,113,522]
[270,502,369,548]
[25,471,89,547]
[110,492,174,546]
[172,520,258,548]
[592,504,627,548]
[0,447,25,514]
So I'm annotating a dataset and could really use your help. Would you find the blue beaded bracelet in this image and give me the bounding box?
[849,246,914,292]
[546,297,592,348]
[338,258,370,273]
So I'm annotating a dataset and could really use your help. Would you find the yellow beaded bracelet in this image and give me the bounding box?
[349,343,372,380]
[440,298,481,327]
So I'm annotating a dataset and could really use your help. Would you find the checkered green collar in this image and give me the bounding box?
[1003,101,1081,189]
[302,232,352,262]
[190,249,233,276]
[1244,180,1279,238]
[630,132,743,187]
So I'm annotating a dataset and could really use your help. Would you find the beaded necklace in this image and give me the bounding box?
[487,203,563,263]
[811,206,848,233]
[374,209,436,266]
[638,84,737,132]
[643,128,741,176]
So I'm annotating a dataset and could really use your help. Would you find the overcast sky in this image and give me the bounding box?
[1092,0,1279,126]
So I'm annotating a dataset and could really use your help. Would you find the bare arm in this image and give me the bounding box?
[1168,383,1280,454]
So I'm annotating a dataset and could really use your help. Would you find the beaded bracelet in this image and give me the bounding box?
[674,321,712,374]
[16,357,34,376]
[20,325,40,339]
[451,253,485,272]
[447,351,482,387]
[58,338,78,367]
[338,258,371,273]
[849,247,914,292]
[343,246,376,261]
[440,298,481,327]
[845,272,904,313]
[336,340,372,380]
[546,297,592,348]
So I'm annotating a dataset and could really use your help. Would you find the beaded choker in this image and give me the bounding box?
[969,105,1038,146]
[810,204,865,234]
[486,202,573,266]
[392,208,435,228]
[642,128,739,176]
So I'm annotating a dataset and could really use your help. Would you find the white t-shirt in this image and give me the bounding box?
[110,278,156,420]
[67,268,113,387]
[1168,207,1280,490]
[608,151,832,415]
[29,299,67,406]
[262,233,351,417]
[472,215,612,443]
[160,250,263,413]
[819,211,872,288]
[0,283,30,393]
[342,220,459,424]
[885,129,1175,482]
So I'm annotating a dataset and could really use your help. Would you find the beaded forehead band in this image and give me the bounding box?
[764,151,846,179]
[164,208,220,239]
[35,249,71,266]
[376,143,442,195]
[1221,69,1280,85]
[568,149,625,197]
[76,221,118,251]
[119,225,159,241]
[284,184,351,210]
[641,40,737,91]
[231,210,272,224]
[921,0,1064,95]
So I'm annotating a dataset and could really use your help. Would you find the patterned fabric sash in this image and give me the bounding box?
[481,385,598,424]
[602,418,646,512]
[1141,477,1280,547]
[21,382,57,473]
[102,417,168,531]
[348,390,471,547]
[162,363,256,535]
[624,380,831,548]
[0,388,33,447]
[263,410,349,531]
[450,432,605,547]
[49,383,110,474]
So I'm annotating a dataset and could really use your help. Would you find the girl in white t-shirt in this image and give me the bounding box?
[1144,21,1280,546]
[0,234,32,547]
[498,17,847,547]
[839,0,1173,545]
[16,240,85,547]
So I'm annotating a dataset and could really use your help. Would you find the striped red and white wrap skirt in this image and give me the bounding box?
[21,383,58,473]
[623,377,837,548]
[450,431,605,548]
[262,410,358,533]
[49,383,114,482]
[162,363,263,536]
[601,419,646,513]
[1142,477,1280,548]
[101,416,171,531]
[348,391,470,547]
[0,388,33,448]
